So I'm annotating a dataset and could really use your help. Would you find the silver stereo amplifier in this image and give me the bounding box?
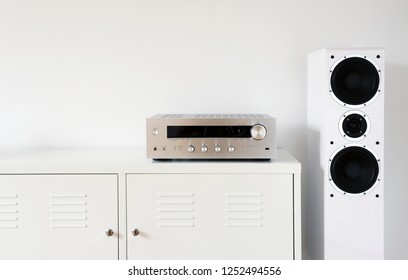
[146,114,277,159]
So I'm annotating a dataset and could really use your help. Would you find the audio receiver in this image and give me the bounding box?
[146,114,276,159]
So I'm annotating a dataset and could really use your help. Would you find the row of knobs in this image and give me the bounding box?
[187,145,235,153]
[186,125,266,153]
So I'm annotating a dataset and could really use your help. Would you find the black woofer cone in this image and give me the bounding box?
[330,146,379,194]
[342,113,367,138]
[331,57,380,105]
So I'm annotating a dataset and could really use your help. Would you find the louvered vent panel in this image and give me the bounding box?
[225,192,263,227]
[49,193,88,228]
[157,192,195,227]
[0,194,18,229]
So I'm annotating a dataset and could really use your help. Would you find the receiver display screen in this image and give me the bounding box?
[167,126,252,138]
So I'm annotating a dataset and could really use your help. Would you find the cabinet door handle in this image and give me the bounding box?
[132,228,140,236]
[106,229,114,237]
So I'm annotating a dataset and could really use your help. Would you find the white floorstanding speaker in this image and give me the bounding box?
[307,48,384,259]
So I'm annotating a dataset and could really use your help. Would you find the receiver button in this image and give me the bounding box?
[250,124,267,140]
[187,145,195,153]
[214,146,221,153]
[228,146,235,152]
[201,146,208,153]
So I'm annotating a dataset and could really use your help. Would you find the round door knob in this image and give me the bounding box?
[250,124,267,140]
[106,229,114,237]
[132,228,140,236]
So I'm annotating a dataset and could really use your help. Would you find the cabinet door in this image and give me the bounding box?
[127,174,293,259]
[0,174,118,259]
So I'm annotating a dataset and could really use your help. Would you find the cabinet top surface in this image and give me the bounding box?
[0,148,300,174]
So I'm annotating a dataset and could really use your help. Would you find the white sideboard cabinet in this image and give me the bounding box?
[0,148,301,260]
[0,174,118,259]
[127,173,294,259]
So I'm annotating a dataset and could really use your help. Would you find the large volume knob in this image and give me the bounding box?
[250,124,267,140]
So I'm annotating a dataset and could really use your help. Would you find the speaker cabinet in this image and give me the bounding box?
[307,48,384,259]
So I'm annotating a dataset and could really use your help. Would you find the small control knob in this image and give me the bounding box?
[201,146,208,153]
[214,146,221,153]
[250,124,267,140]
[187,145,195,152]
[228,146,235,152]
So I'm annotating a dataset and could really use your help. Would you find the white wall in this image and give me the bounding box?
[1,0,407,259]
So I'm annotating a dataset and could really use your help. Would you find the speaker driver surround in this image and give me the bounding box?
[330,56,380,106]
[329,145,380,195]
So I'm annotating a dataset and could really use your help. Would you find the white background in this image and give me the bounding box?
[0,0,407,259]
